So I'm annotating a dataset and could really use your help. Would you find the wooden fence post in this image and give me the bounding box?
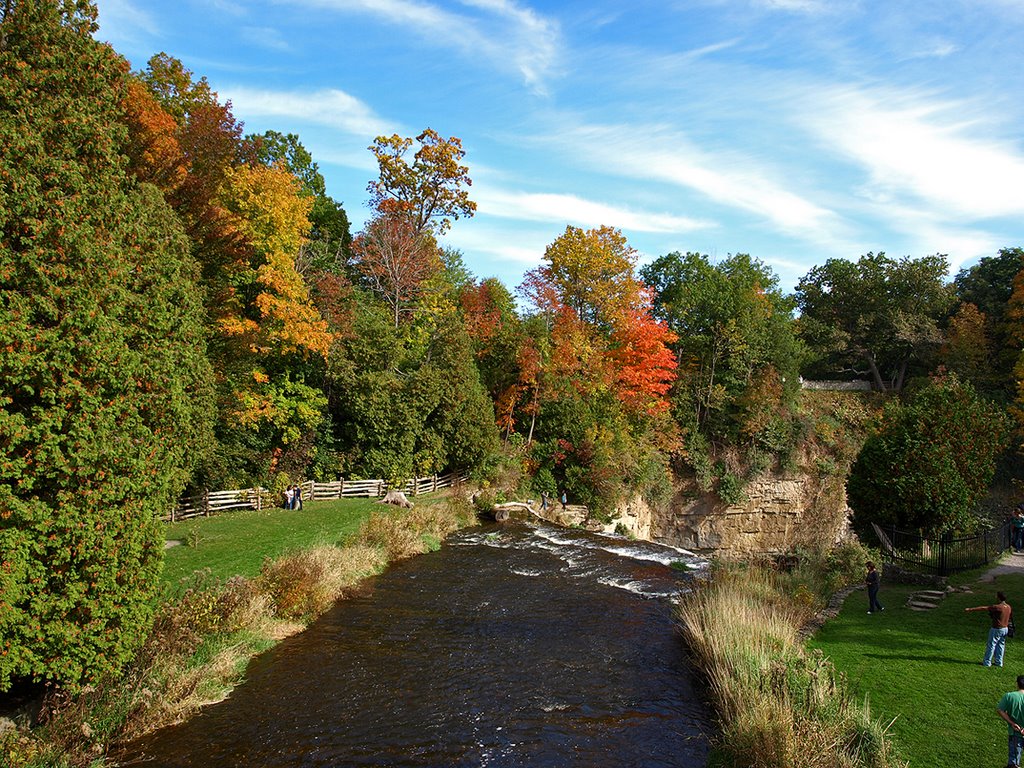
[339,478,344,499]
[203,488,210,517]
[256,487,262,512]
[433,474,438,493]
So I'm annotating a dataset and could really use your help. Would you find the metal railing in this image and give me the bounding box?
[872,521,1011,576]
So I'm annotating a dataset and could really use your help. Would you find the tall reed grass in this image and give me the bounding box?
[678,558,906,768]
[1,493,477,767]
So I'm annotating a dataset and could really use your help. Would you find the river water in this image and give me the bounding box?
[118,521,712,767]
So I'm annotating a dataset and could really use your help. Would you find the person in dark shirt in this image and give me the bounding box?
[865,561,884,614]
[966,591,1013,667]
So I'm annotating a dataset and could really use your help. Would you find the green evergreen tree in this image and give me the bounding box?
[0,0,214,690]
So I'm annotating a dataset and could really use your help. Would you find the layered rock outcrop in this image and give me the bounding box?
[603,471,850,554]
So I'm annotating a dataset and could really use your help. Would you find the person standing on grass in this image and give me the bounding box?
[1014,508,1024,553]
[865,561,884,614]
[294,483,303,510]
[966,591,1013,667]
[998,675,1024,768]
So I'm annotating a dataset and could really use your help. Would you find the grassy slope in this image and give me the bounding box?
[810,572,1024,768]
[161,497,382,583]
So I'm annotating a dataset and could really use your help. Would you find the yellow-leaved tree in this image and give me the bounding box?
[216,163,333,473]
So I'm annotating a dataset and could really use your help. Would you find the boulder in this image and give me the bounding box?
[380,490,413,509]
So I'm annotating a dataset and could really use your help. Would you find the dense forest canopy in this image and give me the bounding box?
[3,0,1024,691]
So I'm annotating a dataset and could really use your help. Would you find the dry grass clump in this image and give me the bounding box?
[258,545,386,621]
[356,510,430,560]
[356,494,477,561]
[678,563,904,768]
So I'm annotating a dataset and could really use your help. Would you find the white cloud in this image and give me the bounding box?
[906,39,960,59]
[240,26,291,52]
[801,86,1024,221]
[851,200,1003,275]
[445,224,554,271]
[555,122,842,244]
[95,0,158,41]
[757,0,826,11]
[220,86,398,138]
[211,0,248,15]
[474,188,713,233]
[278,0,561,91]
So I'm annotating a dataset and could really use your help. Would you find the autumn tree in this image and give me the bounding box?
[249,130,352,273]
[131,57,339,485]
[941,302,994,391]
[524,225,641,329]
[209,162,334,483]
[795,252,954,391]
[352,213,441,327]
[367,128,476,235]
[943,248,1024,400]
[0,0,213,689]
[459,278,527,437]
[518,226,678,515]
[138,53,244,255]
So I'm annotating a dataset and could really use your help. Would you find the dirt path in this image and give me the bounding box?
[978,551,1024,583]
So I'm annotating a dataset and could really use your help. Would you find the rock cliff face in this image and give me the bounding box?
[597,495,655,540]
[607,470,850,554]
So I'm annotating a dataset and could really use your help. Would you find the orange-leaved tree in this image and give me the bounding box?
[521,225,676,415]
[518,226,678,515]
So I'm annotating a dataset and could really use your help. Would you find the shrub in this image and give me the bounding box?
[717,471,746,506]
[258,545,384,622]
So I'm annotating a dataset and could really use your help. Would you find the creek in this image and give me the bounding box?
[118,521,712,767]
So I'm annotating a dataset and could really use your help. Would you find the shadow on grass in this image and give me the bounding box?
[861,653,981,665]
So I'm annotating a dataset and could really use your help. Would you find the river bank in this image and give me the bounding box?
[0,493,478,768]
[115,522,711,767]
[676,546,908,768]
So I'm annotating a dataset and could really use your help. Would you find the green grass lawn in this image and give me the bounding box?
[160,497,383,584]
[810,570,1024,768]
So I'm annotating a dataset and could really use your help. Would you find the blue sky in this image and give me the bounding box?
[97,0,1024,294]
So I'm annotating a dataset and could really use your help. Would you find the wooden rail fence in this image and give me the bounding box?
[164,472,467,523]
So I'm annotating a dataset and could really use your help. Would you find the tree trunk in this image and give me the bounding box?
[865,353,886,391]
[894,358,909,393]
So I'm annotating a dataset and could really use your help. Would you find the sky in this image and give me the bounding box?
[96,0,1024,295]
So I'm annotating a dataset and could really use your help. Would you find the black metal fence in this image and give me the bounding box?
[871,522,1011,577]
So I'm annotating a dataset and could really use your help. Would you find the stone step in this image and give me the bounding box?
[908,605,934,611]
[907,599,940,609]
[911,593,942,603]
[916,590,947,598]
